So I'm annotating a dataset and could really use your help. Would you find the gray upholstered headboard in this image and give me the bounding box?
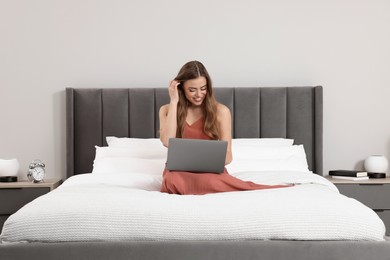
[66,87,323,178]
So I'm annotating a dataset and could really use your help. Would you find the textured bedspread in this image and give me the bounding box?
[0,171,386,243]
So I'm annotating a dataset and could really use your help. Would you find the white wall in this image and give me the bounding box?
[1,0,389,180]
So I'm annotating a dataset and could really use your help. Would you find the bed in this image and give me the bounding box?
[1,86,390,260]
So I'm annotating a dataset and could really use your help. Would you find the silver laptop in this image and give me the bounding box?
[166,138,228,173]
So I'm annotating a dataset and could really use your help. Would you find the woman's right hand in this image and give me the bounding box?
[160,80,181,147]
[169,80,181,104]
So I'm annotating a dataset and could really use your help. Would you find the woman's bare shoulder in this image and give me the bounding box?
[216,103,231,117]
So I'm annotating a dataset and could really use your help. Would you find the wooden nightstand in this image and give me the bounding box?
[0,179,62,230]
[327,176,390,236]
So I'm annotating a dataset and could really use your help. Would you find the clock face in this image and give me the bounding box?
[31,167,45,182]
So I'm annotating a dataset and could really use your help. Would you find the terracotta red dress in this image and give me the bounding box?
[161,118,291,195]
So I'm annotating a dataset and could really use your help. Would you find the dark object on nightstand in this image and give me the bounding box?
[368,172,386,178]
[0,176,18,182]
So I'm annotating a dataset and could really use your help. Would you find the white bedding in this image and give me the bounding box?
[0,171,386,243]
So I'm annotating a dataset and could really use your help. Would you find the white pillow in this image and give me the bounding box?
[226,145,309,173]
[107,136,162,147]
[92,157,165,176]
[103,138,167,159]
[93,145,167,175]
[232,138,294,147]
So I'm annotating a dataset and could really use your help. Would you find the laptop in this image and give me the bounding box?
[166,138,228,173]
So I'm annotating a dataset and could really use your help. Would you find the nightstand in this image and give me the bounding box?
[327,176,390,236]
[0,179,62,230]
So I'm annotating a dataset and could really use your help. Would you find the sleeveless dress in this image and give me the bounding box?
[161,118,292,195]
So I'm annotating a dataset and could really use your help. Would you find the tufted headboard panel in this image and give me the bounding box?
[66,87,323,177]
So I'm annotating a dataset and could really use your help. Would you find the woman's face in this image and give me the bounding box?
[182,76,208,106]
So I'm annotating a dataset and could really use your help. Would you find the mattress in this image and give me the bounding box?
[0,170,385,243]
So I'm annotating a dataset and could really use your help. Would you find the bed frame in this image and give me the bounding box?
[1,86,390,260]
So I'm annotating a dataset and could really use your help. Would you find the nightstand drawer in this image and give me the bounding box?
[0,187,50,214]
[375,210,390,236]
[336,184,390,209]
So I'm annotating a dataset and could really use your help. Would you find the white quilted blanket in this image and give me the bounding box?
[0,171,386,243]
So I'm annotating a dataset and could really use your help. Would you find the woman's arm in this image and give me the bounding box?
[217,103,233,165]
[159,80,180,147]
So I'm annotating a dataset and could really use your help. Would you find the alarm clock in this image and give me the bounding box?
[27,159,46,183]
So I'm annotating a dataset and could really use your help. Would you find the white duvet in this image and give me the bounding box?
[0,171,386,243]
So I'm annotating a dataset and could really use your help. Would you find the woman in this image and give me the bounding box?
[159,61,290,195]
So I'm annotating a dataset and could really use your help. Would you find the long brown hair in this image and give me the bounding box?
[175,61,220,140]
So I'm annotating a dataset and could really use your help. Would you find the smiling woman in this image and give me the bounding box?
[183,77,207,107]
[159,61,221,143]
[158,61,292,195]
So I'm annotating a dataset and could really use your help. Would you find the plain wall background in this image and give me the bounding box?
[1,0,389,181]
